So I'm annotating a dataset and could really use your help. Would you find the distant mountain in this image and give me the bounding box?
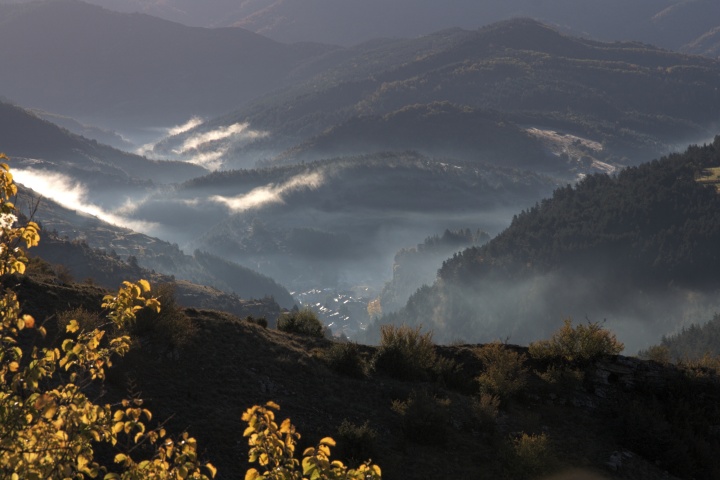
[372,138,720,350]
[0,0,336,129]
[273,102,562,172]
[47,0,720,55]
[29,109,135,151]
[178,19,720,173]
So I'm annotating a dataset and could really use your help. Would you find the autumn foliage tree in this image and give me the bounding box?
[0,154,382,479]
[0,154,216,479]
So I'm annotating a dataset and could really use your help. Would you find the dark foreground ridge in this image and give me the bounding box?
[9,269,720,479]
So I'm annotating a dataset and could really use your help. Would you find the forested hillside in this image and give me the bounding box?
[375,138,720,350]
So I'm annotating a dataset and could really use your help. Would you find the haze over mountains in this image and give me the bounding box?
[0,0,334,131]
[1,0,720,350]
[15,0,720,55]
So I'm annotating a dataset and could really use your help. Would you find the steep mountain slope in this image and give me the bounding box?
[374,138,720,350]
[29,109,135,151]
[28,235,284,319]
[0,0,336,129]
[171,19,720,172]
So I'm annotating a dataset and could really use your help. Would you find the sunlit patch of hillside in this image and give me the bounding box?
[525,127,616,176]
[696,166,720,192]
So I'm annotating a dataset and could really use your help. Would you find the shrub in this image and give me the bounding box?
[432,354,474,392]
[472,393,500,431]
[245,315,268,328]
[336,420,378,464]
[325,341,369,378]
[529,318,624,363]
[277,307,325,337]
[58,306,105,333]
[475,342,528,400]
[391,389,450,446]
[637,344,671,364]
[132,282,197,352]
[55,263,74,284]
[373,324,436,380]
[503,433,557,479]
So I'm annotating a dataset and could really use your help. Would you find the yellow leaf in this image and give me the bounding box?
[8,361,18,372]
[43,405,57,420]
[205,463,217,478]
[138,279,151,292]
[265,400,280,410]
[245,468,259,480]
[66,320,79,334]
[319,437,336,447]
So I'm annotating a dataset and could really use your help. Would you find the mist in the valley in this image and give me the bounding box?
[137,118,271,171]
[378,265,720,353]
[13,168,162,235]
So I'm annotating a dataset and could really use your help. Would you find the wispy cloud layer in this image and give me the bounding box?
[138,118,269,171]
[211,171,325,213]
[13,169,158,233]
[177,122,250,152]
[167,116,204,136]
